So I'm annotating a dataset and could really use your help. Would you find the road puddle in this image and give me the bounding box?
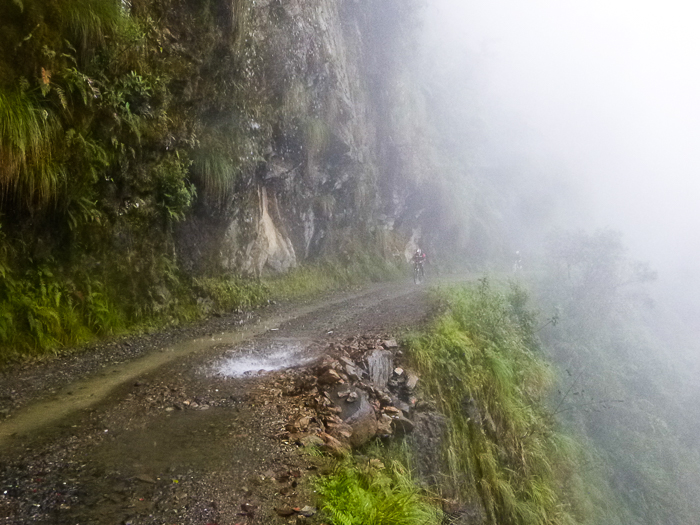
[93,409,239,475]
[212,338,315,377]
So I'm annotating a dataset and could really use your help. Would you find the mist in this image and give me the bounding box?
[416,2,700,521]
[422,0,700,305]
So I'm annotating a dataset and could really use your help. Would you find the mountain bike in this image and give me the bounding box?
[413,261,425,284]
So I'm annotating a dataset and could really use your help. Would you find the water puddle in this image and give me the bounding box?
[211,338,316,377]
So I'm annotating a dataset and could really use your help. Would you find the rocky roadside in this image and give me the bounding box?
[0,332,446,525]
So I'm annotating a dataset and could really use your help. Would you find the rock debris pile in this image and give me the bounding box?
[279,335,424,456]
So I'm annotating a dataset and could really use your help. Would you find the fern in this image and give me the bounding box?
[315,461,441,525]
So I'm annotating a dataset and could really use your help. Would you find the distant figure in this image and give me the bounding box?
[513,251,523,273]
[412,248,426,284]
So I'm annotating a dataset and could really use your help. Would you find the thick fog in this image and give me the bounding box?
[422,0,700,313]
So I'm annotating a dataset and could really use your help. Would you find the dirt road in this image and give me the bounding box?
[0,280,445,524]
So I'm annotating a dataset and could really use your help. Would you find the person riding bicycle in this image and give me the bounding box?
[513,250,523,273]
[412,248,426,281]
[412,248,426,265]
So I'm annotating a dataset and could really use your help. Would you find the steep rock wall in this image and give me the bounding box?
[172,0,427,275]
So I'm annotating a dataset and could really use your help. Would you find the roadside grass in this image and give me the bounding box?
[0,255,403,365]
[314,446,442,525]
[265,254,403,301]
[407,279,585,525]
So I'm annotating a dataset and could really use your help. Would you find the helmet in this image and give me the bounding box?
[416,248,422,255]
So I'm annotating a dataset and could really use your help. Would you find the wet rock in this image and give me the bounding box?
[317,369,342,385]
[393,399,411,415]
[415,399,437,411]
[407,412,449,484]
[376,414,393,435]
[286,415,313,432]
[339,356,355,367]
[318,432,350,457]
[377,391,393,406]
[299,505,316,517]
[366,350,393,387]
[343,394,378,447]
[344,363,363,381]
[391,415,415,436]
[324,414,344,425]
[325,422,353,440]
[405,372,419,391]
[383,406,401,416]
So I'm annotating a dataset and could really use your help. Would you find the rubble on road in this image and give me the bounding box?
[279,334,423,453]
[0,332,427,525]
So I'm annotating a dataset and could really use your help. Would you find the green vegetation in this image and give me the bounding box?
[536,230,700,525]
[266,255,402,301]
[409,280,583,525]
[315,455,442,525]
[4,2,695,522]
[0,252,402,364]
[0,0,417,364]
[313,281,591,525]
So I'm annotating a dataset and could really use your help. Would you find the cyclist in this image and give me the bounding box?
[513,251,523,273]
[412,248,426,283]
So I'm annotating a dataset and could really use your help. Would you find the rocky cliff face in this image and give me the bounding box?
[172,0,429,275]
[0,0,437,351]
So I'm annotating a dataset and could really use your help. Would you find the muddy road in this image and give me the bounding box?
[0,279,455,524]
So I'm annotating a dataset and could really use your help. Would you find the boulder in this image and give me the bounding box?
[391,415,415,436]
[342,393,378,447]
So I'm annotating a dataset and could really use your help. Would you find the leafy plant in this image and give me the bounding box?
[315,459,442,525]
[153,155,196,225]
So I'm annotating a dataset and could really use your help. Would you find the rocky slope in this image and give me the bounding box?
[0,0,439,357]
[171,0,433,275]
